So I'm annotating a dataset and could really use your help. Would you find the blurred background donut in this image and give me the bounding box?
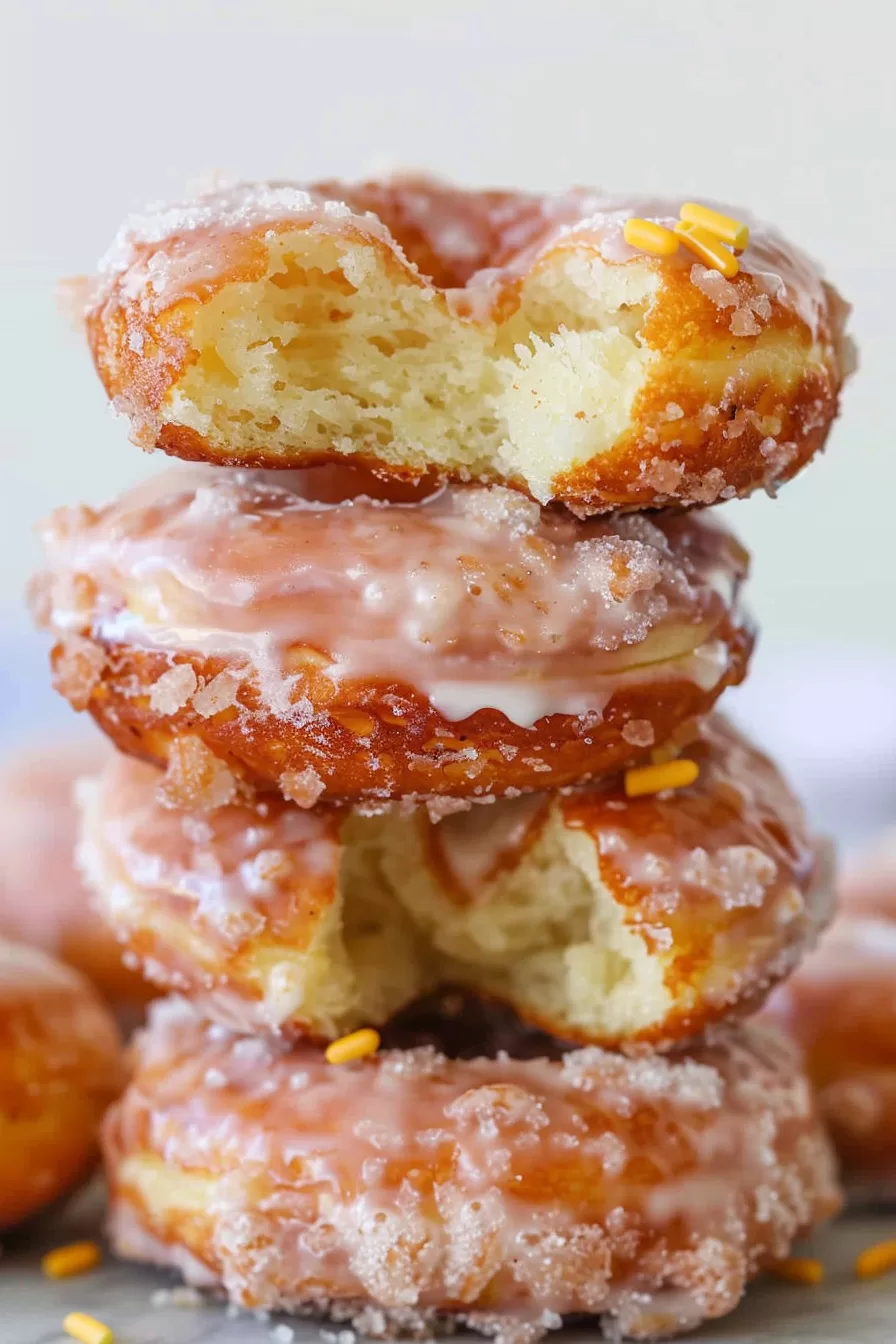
[0,937,124,1230]
[764,834,896,1199]
[0,740,153,1016]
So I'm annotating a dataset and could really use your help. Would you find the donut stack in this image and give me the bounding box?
[31,179,853,1340]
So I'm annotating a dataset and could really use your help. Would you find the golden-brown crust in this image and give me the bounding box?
[0,939,125,1229]
[85,178,850,513]
[51,619,752,802]
[0,740,154,1014]
[553,350,838,513]
[103,1002,840,1339]
[150,374,836,515]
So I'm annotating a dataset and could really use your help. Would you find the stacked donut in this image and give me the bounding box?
[30,179,854,1339]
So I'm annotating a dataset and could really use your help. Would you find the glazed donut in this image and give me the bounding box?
[0,739,153,1013]
[84,176,852,515]
[764,831,896,1198]
[103,998,839,1340]
[31,466,753,804]
[77,717,830,1047]
[0,937,124,1229]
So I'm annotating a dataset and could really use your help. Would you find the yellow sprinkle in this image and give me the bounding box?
[325,1028,381,1065]
[674,220,740,278]
[623,217,679,258]
[624,758,699,798]
[855,1239,896,1280]
[63,1313,114,1344]
[679,202,749,251]
[770,1256,825,1286]
[42,1241,102,1279]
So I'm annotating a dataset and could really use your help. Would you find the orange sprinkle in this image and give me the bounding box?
[624,758,699,798]
[325,1028,380,1065]
[623,218,679,258]
[770,1257,825,1286]
[63,1314,114,1344]
[42,1241,102,1279]
[679,202,749,251]
[674,220,739,278]
[855,1239,896,1280]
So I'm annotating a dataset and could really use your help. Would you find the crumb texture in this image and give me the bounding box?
[86,177,850,512]
[79,718,831,1048]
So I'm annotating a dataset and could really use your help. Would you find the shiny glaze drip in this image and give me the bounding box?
[34,468,747,729]
[79,753,340,952]
[560,716,817,915]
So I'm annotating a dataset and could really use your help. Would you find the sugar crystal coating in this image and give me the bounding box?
[103,1005,840,1341]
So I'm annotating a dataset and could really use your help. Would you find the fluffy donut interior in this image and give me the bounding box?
[82,770,673,1041]
[167,230,658,501]
[360,809,672,1040]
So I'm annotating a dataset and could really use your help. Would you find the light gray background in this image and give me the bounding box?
[2,0,894,644]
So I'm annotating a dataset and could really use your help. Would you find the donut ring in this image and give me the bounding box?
[0,740,154,1014]
[103,999,839,1340]
[31,467,753,804]
[85,177,852,515]
[77,718,831,1047]
[764,831,896,1199]
[0,937,124,1229]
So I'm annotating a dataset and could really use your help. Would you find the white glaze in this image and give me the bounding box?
[35,468,747,727]
[104,1008,840,1340]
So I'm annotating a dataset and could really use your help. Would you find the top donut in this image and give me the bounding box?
[85,177,852,514]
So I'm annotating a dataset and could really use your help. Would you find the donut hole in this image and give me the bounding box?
[166,227,659,503]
